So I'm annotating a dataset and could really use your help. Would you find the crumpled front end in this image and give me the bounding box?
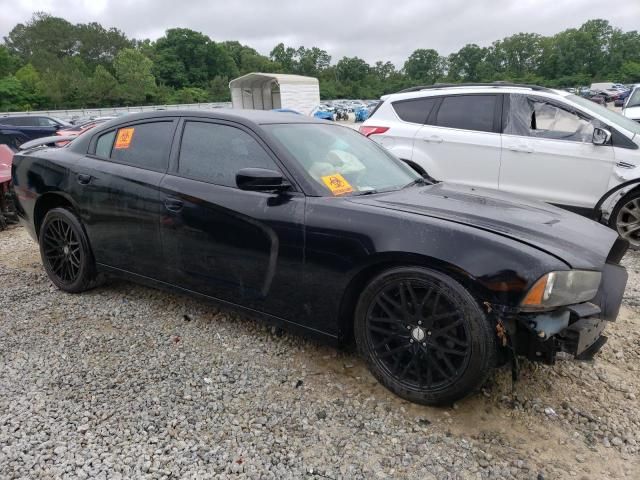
[502,238,629,364]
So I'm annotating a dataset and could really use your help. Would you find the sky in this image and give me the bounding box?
[1,0,639,66]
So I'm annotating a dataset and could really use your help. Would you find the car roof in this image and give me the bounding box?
[99,109,322,127]
[381,85,569,101]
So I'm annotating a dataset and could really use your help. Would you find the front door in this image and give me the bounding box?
[159,119,305,319]
[499,94,615,208]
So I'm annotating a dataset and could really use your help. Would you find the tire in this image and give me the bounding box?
[354,267,497,405]
[609,191,640,249]
[38,207,97,293]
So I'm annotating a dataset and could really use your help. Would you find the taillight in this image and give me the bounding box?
[359,126,389,137]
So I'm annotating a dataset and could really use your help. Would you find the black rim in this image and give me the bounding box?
[366,279,471,391]
[43,217,81,284]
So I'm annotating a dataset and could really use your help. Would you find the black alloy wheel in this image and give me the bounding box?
[355,267,496,405]
[39,207,96,292]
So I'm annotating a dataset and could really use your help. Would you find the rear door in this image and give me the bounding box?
[71,119,177,279]
[413,94,503,189]
[159,119,305,319]
[499,94,615,208]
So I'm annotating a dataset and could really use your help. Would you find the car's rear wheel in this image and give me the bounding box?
[354,267,496,405]
[610,192,640,249]
[39,207,96,293]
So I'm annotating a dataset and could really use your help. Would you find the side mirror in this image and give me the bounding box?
[236,168,291,192]
[592,127,612,146]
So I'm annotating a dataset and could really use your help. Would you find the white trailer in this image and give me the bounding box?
[229,73,320,115]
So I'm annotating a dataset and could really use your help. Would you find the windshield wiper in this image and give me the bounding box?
[402,178,427,189]
[352,189,379,196]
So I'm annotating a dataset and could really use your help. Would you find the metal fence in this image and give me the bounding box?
[0,102,233,121]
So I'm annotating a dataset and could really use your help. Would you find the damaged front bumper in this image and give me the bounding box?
[507,262,628,364]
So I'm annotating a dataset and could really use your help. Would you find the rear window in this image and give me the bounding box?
[108,122,174,171]
[0,117,18,126]
[436,95,497,133]
[392,97,439,124]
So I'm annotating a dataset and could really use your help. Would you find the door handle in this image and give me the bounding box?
[423,135,443,144]
[164,197,184,212]
[77,173,92,185]
[507,145,534,153]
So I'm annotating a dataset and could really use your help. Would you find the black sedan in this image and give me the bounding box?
[11,110,628,405]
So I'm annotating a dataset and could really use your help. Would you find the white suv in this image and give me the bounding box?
[361,83,640,246]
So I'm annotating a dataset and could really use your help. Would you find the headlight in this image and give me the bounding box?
[521,271,601,310]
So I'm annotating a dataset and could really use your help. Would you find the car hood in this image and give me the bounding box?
[348,182,619,270]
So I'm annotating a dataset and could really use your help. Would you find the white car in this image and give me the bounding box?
[360,83,640,246]
[623,86,640,122]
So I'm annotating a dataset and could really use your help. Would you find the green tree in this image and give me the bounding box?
[448,44,487,82]
[153,28,237,89]
[336,57,369,82]
[114,48,156,104]
[4,13,77,70]
[0,75,29,111]
[0,45,18,77]
[75,22,131,69]
[270,43,297,72]
[87,65,118,106]
[403,49,444,84]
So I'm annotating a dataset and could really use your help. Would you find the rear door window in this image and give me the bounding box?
[95,130,116,158]
[435,95,497,132]
[177,121,279,187]
[392,97,439,124]
[108,122,175,171]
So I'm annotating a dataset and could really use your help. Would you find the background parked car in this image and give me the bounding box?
[361,82,640,246]
[0,115,71,141]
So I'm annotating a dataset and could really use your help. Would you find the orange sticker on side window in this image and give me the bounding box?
[321,173,353,196]
[114,128,135,149]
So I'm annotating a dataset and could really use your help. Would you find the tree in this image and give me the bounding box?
[4,13,77,70]
[270,43,297,72]
[0,45,18,77]
[448,44,487,82]
[404,49,444,84]
[296,47,331,76]
[153,28,237,89]
[114,48,156,104]
[372,61,396,81]
[0,75,29,111]
[336,57,369,82]
[75,22,131,69]
[87,65,118,106]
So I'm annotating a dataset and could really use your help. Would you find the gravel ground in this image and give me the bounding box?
[1,225,639,479]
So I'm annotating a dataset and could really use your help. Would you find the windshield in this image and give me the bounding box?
[265,123,420,196]
[627,88,640,109]
[567,94,640,135]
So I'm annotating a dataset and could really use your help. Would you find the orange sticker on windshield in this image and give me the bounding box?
[114,128,135,149]
[321,173,353,196]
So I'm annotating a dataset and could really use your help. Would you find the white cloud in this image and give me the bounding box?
[1,0,639,66]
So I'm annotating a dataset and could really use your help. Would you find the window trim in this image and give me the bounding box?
[169,117,300,192]
[429,93,503,134]
[87,119,178,174]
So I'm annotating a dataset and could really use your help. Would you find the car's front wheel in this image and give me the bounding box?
[354,267,497,405]
[39,207,97,293]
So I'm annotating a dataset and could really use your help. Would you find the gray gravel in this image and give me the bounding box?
[1,225,639,479]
